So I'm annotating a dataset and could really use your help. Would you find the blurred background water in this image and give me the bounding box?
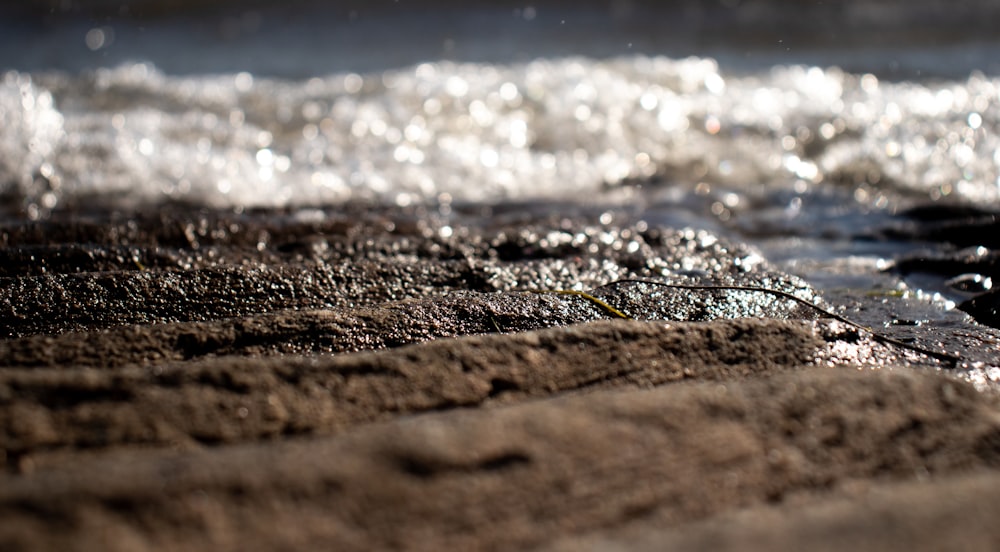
[2,0,1000,216]
[2,1,1000,294]
[5,1,1000,78]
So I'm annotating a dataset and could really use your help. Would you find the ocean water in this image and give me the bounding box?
[3,1,1000,217]
[6,54,1000,214]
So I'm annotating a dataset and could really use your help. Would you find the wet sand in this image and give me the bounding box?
[2,204,1000,551]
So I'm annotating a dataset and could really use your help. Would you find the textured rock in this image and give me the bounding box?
[1,368,998,551]
[1,205,999,551]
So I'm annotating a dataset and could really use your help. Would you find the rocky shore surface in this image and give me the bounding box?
[2,203,999,551]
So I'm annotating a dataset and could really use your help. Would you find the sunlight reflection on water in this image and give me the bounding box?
[3,54,1000,220]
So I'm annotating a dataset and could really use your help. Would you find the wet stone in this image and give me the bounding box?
[2,204,993,376]
[0,204,808,339]
[877,203,1000,328]
[959,289,1000,330]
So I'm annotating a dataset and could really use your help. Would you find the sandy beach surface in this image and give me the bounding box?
[2,204,1000,551]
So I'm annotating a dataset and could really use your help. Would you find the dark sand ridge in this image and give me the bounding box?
[2,205,1000,550]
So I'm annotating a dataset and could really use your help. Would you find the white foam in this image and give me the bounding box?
[3,56,1000,215]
